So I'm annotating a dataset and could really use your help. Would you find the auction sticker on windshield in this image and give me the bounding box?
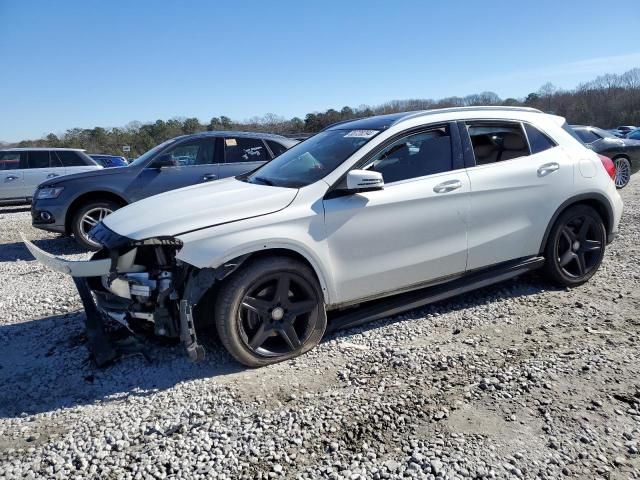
[344,130,379,138]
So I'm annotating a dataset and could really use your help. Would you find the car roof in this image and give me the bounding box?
[0,147,86,152]
[325,106,544,131]
[188,130,292,140]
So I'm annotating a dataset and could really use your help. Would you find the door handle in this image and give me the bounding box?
[46,173,59,178]
[433,179,462,193]
[537,162,560,177]
[202,174,217,181]
[5,175,18,181]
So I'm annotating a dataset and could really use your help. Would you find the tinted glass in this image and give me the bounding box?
[266,140,288,157]
[524,124,556,154]
[150,139,215,167]
[574,129,599,144]
[57,151,86,166]
[0,152,21,170]
[467,123,530,165]
[246,129,380,188]
[591,127,617,139]
[225,138,269,163]
[130,137,179,167]
[27,151,51,169]
[363,127,452,183]
[628,130,640,140]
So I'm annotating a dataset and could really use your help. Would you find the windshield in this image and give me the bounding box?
[244,129,380,188]
[129,138,179,167]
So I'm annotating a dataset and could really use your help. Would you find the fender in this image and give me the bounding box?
[200,240,334,305]
[538,192,614,254]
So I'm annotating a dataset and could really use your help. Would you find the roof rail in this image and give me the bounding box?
[393,106,544,126]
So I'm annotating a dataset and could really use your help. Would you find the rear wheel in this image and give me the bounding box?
[215,257,326,367]
[613,156,631,188]
[542,205,606,287]
[72,200,121,250]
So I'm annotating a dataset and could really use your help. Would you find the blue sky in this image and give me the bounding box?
[1,0,639,142]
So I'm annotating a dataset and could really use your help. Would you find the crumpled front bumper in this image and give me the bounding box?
[21,225,208,366]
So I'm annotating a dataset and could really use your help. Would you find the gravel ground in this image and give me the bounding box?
[0,182,639,480]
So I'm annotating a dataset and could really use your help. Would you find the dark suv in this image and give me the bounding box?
[31,131,297,248]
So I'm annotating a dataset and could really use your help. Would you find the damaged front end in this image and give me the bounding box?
[23,223,241,366]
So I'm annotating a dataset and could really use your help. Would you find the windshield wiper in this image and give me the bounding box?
[253,176,275,186]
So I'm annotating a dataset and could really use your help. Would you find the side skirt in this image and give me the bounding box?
[328,256,545,332]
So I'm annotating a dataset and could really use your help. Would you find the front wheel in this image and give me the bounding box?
[542,205,606,287]
[72,200,121,250]
[215,257,326,367]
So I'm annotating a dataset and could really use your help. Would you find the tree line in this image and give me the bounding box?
[7,68,640,158]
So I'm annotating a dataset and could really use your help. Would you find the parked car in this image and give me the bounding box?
[615,125,637,136]
[571,125,640,188]
[0,148,102,204]
[89,154,128,168]
[31,132,297,249]
[25,107,623,368]
[625,128,640,140]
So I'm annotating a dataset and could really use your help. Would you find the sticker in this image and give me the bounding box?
[225,138,237,147]
[344,129,378,138]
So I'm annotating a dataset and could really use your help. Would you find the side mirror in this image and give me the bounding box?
[346,169,384,192]
[153,154,176,168]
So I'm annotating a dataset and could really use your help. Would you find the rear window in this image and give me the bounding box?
[573,128,599,144]
[524,124,556,154]
[564,124,587,145]
[266,140,288,157]
[55,150,87,167]
[27,151,51,169]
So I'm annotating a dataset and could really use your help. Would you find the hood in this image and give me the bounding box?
[102,177,298,240]
[47,165,137,185]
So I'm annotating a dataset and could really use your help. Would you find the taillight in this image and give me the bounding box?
[598,154,616,181]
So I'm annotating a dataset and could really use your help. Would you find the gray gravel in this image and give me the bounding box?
[1,181,639,479]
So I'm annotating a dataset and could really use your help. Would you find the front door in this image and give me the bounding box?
[128,137,219,201]
[323,125,470,305]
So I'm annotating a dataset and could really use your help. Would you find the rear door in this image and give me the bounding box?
[463,120,572,269]
[128,137,219,201]
[218,137,272,178]
[55,150,101,174]
[23,151,66,199]
[0,151,26,200]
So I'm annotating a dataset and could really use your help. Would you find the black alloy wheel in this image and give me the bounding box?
[215,257,326,367]
[543,205,606,287]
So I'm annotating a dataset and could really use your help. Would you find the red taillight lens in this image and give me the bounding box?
[599,154,616,181]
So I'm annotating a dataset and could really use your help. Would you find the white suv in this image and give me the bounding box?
[0,148,101,203]
[25,107,623,367]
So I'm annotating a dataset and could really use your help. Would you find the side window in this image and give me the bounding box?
[363,126,452,184]
[574,129,599,144]
[56,151,86,167]
[466,122,530,165]
[266,140,288,157]
[0,152,21,170]
[27,151,51,169]
[524,124,557,154]
[50,151,64,168]
[225,138,270,163]
[151,139,215,167]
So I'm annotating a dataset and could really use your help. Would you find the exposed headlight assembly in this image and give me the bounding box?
[36,187,64,199]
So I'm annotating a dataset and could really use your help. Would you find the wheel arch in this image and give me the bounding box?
[539,193,613,254]
[65,191,128,234]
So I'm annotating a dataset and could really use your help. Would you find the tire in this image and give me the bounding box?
[214,256,327,367]
[72,200,121,250]
[613,156,631,189]
[542,205,606,287]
